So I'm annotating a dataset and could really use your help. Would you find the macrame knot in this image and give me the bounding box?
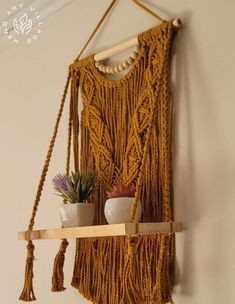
[127,235,139,256]
[19,240,36,302]
[51,239,69,292]
[27,241,35,257]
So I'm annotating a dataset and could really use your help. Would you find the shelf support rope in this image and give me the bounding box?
[19,71,71,301]
[51,77,74,292]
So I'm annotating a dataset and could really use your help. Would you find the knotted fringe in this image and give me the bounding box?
[71,235,174,304]
[19,241,36,302]
[51,239,69,292]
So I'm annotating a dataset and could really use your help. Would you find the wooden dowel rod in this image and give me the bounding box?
[94,18,181,62]
[94,37,138,62]
[172,18,182,28]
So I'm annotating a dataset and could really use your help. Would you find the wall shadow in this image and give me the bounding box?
[171,11,195,297]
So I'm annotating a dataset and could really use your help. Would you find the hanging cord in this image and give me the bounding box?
[75,0,117,61]
[51,79,74,292]
[19,71,71,302]
[131,0,165,22]
[50,70,80,293]
[66,91,73,177]
[75,0,165,62]
[27,71,71,233]
[72,74,79,171]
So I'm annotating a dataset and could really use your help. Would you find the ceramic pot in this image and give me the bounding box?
[104,197,142,224]
[59,203,95,228]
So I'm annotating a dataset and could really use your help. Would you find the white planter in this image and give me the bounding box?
[59,203,95,228]
[104,197,142,224]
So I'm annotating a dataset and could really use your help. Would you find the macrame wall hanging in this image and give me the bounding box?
[18,0,183,303]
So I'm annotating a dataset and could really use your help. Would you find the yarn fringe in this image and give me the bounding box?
[19,241,36,302]
[71,235,174,304]
[51,239,69,292]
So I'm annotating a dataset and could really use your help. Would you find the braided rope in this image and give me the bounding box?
[65,87,73,176]
[20,71,71,301]
[27,71,71,232]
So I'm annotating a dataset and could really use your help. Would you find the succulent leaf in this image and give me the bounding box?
[52,171,95,203]
[106,184,136,199]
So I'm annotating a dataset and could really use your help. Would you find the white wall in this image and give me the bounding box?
[0,0,235,303]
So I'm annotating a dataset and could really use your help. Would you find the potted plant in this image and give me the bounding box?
[104,184,142,224]
[52,171,95,227]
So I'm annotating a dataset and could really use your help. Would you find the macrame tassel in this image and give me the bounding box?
[51,239,69,292]
[19,241,36,302]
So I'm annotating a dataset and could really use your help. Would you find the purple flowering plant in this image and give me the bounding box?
[52,171,95,204]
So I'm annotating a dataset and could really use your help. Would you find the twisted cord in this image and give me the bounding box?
[28,71,71,232]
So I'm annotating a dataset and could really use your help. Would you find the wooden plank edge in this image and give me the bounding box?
[18,222,183,241]
[125,222,183,235]
[18,223,127,241]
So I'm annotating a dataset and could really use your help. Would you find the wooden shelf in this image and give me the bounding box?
[18,222,183,241]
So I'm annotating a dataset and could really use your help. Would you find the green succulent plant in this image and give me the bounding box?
[52,171,95,204]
